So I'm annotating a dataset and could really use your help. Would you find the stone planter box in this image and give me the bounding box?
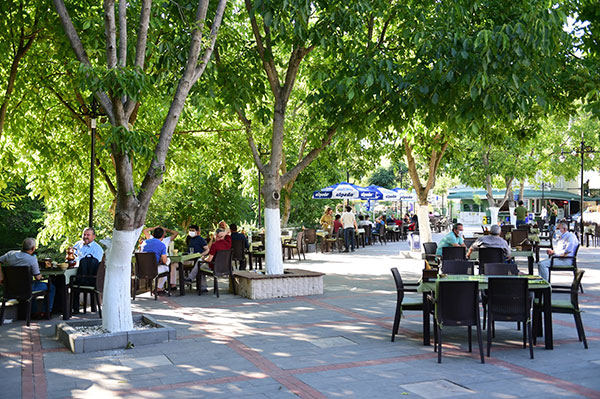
[234,268,324,300]
[55,314,176,353]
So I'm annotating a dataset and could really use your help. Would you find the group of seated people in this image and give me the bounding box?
[0,227,104,318]
[436,221,578,281]
[139,221,249,295]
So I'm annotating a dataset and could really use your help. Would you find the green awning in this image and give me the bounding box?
[447,188,598,202]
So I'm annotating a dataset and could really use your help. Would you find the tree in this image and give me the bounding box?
[53,0,227,332]
[211,0,386,274]
[368,166,397,189]
[378,0,578,243]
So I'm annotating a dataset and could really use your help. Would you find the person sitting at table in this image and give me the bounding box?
[73,227,104,266]
[436,223,465,256]
[186,224,210,255]
[187,228,232,290]
[320,207,334,235]
[0,238,55,319]
[538,222,579,282]
[142,225,179,291]
[141,227,170,295]
[466,224,512,261]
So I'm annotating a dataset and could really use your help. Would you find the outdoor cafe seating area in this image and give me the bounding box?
[393,221,589,364]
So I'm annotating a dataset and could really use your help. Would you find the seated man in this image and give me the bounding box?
[186,224,209,255]
[436,223,465,256]
[230,223,249,269]
[73,227,104,265]
[0,238,55,318]
[538,222,578,282]
[187,228,232,290]
[466,224,512,261]
[143,225,179,291]
[140,227,169,295]
[358,215,373,244]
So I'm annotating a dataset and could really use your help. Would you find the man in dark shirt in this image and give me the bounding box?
[230,223,248,269]
[0,238,55,317]
[186,224,209,255]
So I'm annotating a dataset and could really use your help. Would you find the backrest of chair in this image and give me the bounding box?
[487,277,529,319]
[75,255,100,286]
[1,265,32,299]
[501,224,514,233]
[134,252,158,279]
[484,262,518,276]
[435,281,479,326]
[95,262,106,292]
[379,224,385,235]
[304,229,316,244]
[231,239,245,261]
[441,246,466,261]
[212,249,233,277]
[511,229,529,247]
[571,269,585,308]
[573,243,580,257]
[423,242,437,255]
[364,224,372,237]
[463,238,476,249]
[478,247,504,274]
[296,231,304,250]
[537,219,544,231]
[441,260,472,275]
[390,267,405,305]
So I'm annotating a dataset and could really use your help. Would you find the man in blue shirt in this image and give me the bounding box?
[0,238,55,318]
[73,228,104,265]
[538,222,579,282]
[141,227,169,294]
[436,223,465,256]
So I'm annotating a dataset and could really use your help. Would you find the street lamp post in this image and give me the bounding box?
[80,97,103,229]
[559,135,598,239]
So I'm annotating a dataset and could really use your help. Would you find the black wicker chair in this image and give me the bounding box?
[390,268,423,342]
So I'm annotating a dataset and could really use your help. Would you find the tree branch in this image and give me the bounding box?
[236,107,266,174]
[53,0,115,123]
[118,0,127,68]
[281,126,336,186]
[104,0,118,69]
[192,0,228,83]
[244,0,280,95]
[125,0,152,119]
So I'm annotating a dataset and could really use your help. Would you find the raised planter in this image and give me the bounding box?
[234,268,324,300]
[55,314,176,353]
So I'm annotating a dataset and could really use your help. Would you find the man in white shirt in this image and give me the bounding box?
[341,206,358,252]
[73,228,104,265]
[538,222,579,282]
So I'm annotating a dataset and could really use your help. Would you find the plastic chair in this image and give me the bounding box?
[70,261,105,317]
[463,237,477,250]
[441,246,466,261]
[545,269,587,348]
[481,262,519,329]
[433,280,484,363]
[231,239,247,270]
[423,242,441,267]
[510,229,530,249]
[0,266,50,326]
[198,249,235,298]
[441,260,473,275]
[549,244,581,292]
[486,277,534,359]
[133,252,171,300]
[283,231,305,261]
[363,224,372,245]
[390,268,423,342]
[477,247,504,275]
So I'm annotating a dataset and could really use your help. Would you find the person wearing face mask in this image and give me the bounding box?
[436,223,466,256]
[186,225,209,255]
[537,222,579,282]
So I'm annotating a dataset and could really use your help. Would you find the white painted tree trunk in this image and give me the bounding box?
[102,227,142,332]
[417,203,432,247]
[265,207,284,275]
[489,206,500,226]
[509,206,516,226]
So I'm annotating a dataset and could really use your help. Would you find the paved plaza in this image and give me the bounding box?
[1,231,599,398]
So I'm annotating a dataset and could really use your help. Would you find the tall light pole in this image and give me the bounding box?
[559,134,598,239]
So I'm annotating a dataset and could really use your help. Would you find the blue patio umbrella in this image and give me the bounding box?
[365,185,401,201]
[312,182,379,200]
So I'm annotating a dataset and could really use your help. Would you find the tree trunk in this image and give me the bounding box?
[488,207,500,225]
[263,177,283,274]
[102,227,142,332]
[416,201,432,244]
